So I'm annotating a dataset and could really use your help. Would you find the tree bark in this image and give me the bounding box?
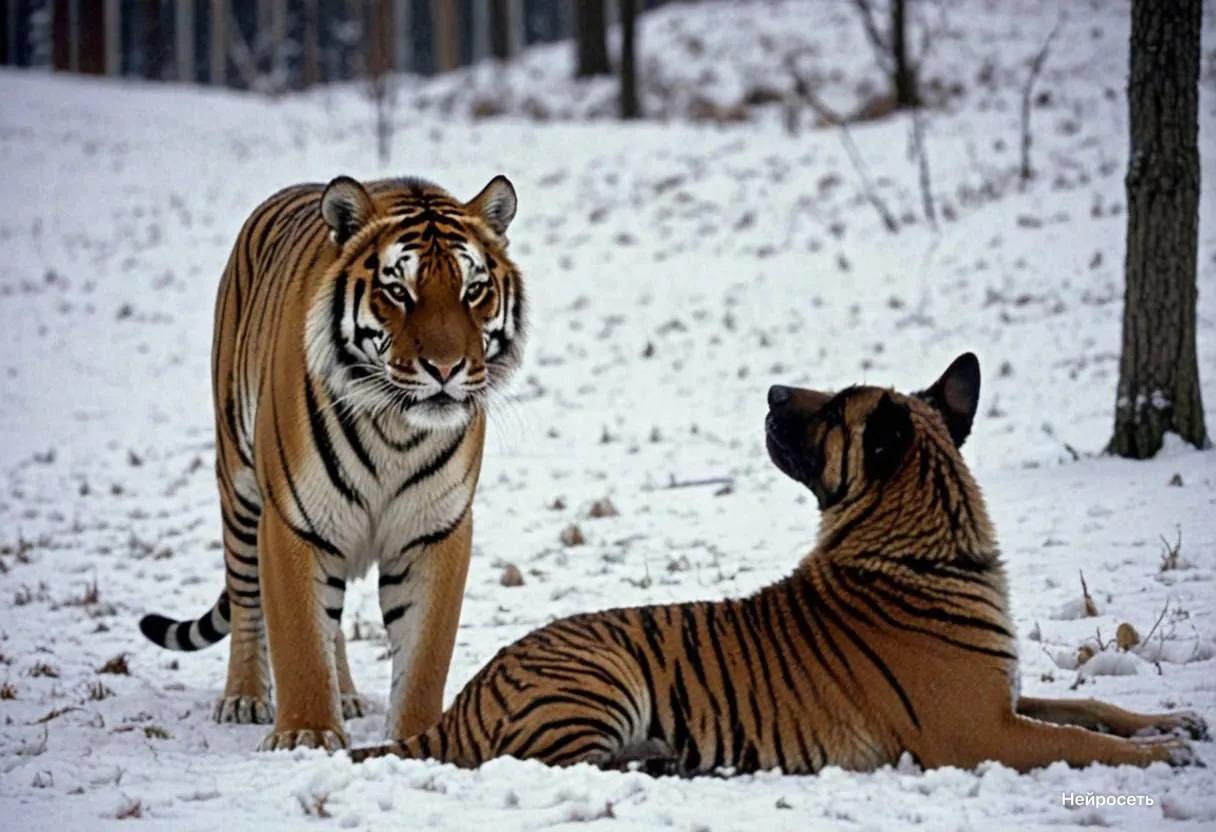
[176,0,194,81]
[392,0,412,71]
[489,0,511,60]
[104,0,121,76]
[368,0,394,164]
[1110,0,1207,458]
[471,0,490,64]
[619,0,640,119]
[891,0,917,108]
[1,0,11,65]
[267,0,287,86]
[574,0,610,78]
[143,0,162,79]
[51,0,69,70]
[77,0,104,74]
[211,0,228,85]
[431,0,458,72]
[300,0,319,87]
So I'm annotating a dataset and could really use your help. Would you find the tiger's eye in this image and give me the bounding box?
[386,284,408,302]
[465,282,492,306]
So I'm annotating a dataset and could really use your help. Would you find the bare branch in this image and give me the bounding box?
[662,476,734,491]
[909,107,937,229]
[786,59,899,234]
[1078,569,1098,617]
[1019,15,1063,184]
[1137,597,1171,648]
[911,0,951,72]
[850,0,893,70]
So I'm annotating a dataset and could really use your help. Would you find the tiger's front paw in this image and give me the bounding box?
[341,693,365,720]
[258,727,348,752]
[1135,711,1209,742]
[214,695,274,725]
[1134,736,1200,768]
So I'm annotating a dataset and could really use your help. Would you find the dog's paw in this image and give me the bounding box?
[258,728,347,752]
[214,695,274,725]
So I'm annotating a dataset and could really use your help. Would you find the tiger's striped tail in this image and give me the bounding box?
[138,590,232,651]
[347,723,452,765]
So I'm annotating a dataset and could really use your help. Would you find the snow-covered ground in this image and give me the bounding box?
[2,1,1215,828]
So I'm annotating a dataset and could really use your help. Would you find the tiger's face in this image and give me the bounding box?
[309,175,525,431]
[765,354,981,509]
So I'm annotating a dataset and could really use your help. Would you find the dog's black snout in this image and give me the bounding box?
[768,385,792,408]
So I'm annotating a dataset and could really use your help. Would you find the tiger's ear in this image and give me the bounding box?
[863,393,914,482]
[916,352,981,447]
[321,176,375,245]
[466,175,517,236]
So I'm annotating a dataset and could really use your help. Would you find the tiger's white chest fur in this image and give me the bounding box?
[293,412,476,580]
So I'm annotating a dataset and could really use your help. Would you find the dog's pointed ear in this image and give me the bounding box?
[466,175,517,237]
[916,353,981,447]
[321,176,375,245]
[863,393,914,482]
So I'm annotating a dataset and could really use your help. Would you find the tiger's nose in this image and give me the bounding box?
[419,357,464,383]
[768,385,792,408]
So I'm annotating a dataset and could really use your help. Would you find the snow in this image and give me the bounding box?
[2,0,1216,828]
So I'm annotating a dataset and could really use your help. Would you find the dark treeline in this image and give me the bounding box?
[0,0,661,90]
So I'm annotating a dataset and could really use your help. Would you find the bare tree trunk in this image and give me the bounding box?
[619,0,640,119]
[267,0,286,88]
[1110,0,1207,458]
[77,0,103,74]
[211,0,228,85]
[0,0,7,65]
[507,0,524,56]
[104,0,120,75]
[51,0,68,70]
[471,0,490,64]
[890,0,916,107]
[176,0,194,81]
[368,0,394,165]
[574,0,609,78]
[0,0,11,66]
[300,0,319,87]
[343,0,362,80]
[489,0,511,60]
[143,0,162,79]
[392,0,412,71]
[431,0,458,72]
[6,1,22,67]
[256,0,270,74]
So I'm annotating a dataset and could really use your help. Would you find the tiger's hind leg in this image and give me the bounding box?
[1018,696,1208,740]
[215,479,273,725]
[495,705,628,768]
[489,667,649,768]
[334,630,364,719]
[215,596,273,724]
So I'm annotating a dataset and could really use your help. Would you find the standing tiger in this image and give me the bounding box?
[139,174,525,751]
[351,354,1205,772]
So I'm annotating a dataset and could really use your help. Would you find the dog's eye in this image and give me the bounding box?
[465,281,492,306]
[385,284,408,303]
